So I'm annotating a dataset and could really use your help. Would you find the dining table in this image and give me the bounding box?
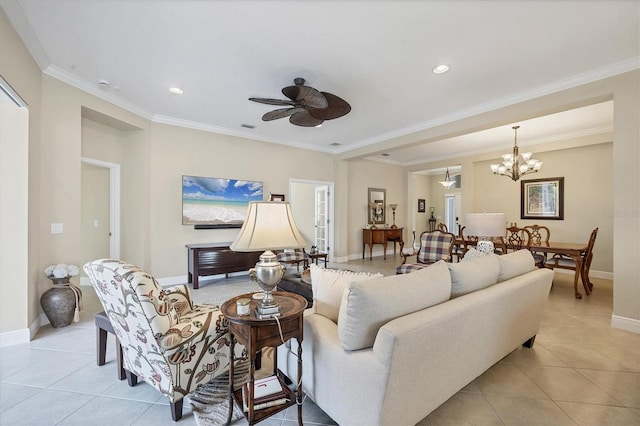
[455,238,591,299]
[529,242,591,299]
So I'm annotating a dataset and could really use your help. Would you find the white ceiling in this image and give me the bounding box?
[2,0,637,165]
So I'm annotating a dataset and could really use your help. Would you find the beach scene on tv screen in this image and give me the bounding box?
[182,176,263,225]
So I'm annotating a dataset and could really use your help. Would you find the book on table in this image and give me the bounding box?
[241,375,290,411]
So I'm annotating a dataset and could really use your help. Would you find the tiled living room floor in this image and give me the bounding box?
[1,256,638,425]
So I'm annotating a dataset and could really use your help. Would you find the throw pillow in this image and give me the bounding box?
[497,249,536,282]
[309,264,383,323]
[461,247,486,262]
[448,253,500,298]
[337,261,451,351]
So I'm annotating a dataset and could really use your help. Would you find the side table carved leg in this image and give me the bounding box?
[226,334,235,426]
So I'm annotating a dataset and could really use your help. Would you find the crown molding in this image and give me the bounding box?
[44,65,154,120]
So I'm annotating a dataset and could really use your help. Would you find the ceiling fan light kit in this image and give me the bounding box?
[249,78,351,127]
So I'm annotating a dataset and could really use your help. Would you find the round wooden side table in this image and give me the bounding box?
[222,292,307,425]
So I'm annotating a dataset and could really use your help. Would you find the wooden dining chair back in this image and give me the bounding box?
[454,226,479,260]
[524,224,551,246]
[545,227,598,295]
[525,224,551,267]
[504,226,532,252]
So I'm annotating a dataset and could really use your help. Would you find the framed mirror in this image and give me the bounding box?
[368,187,386,225]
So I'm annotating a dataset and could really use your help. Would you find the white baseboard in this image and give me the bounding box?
[0,328,31,348]
[611,314,640,334]
[553,268,613,280]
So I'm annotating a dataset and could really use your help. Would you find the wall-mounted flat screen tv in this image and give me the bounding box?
[182,175,263,228]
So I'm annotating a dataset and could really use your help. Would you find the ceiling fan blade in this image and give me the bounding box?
[289,110,324,127]
[308,92,351,120]
[282,85,328,109]
[261,107,305,121]
[249,97,296,106]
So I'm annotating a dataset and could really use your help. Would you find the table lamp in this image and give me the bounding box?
[230,201,307,318]
[389,204,398,228]
[464,213,506,254]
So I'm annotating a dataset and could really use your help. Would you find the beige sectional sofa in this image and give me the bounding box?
[277,250,553,426]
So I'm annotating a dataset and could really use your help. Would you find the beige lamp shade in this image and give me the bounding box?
[464,213,506,238]
[230,201,307,251]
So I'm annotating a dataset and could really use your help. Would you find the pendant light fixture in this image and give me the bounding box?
[439,168,455,189]
[490,126,542,181]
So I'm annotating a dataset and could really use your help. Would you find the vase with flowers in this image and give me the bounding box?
[40,263,83,327]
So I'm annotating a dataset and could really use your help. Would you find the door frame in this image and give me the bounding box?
[288,178,335,260]
[81,157,120,259]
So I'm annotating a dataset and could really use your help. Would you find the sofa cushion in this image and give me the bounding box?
[337,261,451,351]
[448,253,500,298]
[497,249,536,282]
[310,264,383,323]
[461,247,486,262]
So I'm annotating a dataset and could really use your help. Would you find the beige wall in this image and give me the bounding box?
[347,159,406,258]
[147,123,337,278]
[471,141,613,273]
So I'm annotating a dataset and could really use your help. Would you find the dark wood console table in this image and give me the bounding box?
[362,227,404,260]
[186,243,262,289]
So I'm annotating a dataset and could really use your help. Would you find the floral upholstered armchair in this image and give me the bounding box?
[396,230,456,274]
[83,259,245,421]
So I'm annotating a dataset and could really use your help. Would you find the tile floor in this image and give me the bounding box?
[1,256,638,425]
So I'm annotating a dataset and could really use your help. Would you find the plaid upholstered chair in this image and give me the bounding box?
[84,259,244,421]
[396,230,456,274]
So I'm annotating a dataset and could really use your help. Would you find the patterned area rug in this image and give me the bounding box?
[189,348,275,425]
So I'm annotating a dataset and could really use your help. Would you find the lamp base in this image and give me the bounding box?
[256,293,281,318]
[249,251,285,318]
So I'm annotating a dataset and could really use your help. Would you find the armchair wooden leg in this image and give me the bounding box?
[170,399,183,421]
[115,339,125,380]
[125,370,138,387]
[96,326,107,366]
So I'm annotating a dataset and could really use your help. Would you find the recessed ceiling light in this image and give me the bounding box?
[432,64,449,74]
[169,87,183,94]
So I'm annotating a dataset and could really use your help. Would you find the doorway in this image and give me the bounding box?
[80,158,120,263]
[444,193,462,236]
[289,179,335,259]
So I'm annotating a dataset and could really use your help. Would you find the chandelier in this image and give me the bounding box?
[490,126,542,181]
[439,168,455,188]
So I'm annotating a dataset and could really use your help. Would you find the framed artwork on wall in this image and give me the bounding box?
[417,199,426,213]
[270,193,285,202]
[521,177,564,220]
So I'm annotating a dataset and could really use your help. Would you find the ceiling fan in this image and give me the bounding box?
[249,78,351,127]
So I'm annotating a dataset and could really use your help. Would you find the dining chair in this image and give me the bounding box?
[524,224,551,267]
[453,226,478,261]
[84,259,244,421]
[545,227,598,296]
[437,222,448,232]
[504,226,532,252]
